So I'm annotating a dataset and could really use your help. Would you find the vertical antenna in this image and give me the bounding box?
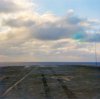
[94,40,97,66]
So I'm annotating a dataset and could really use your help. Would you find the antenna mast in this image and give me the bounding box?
[94,39,97,66]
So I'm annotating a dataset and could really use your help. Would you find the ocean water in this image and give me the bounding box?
[0,62,100,67]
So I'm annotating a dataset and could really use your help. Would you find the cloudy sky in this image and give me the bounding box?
[0,0,100,62]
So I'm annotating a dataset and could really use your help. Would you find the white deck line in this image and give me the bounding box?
[2,68,36,96]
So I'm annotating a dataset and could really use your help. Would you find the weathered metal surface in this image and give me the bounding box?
[0,66,100,99]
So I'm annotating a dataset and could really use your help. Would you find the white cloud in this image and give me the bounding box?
[0,0,100,62]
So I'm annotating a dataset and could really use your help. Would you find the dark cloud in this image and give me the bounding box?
[65,15,82,24]
[4,18,35,27]
[30,18,85,40]
[32,25,68,40]
[86,33,100,42]
[0,0,20,13]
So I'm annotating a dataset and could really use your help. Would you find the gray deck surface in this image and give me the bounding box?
[0,66,100,99]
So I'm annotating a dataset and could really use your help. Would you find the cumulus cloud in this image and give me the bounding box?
[0,0,36,13]
[29,15,85,40]
[4,18,35,28]
[3,12,86,41]
[0,0,20,13]
[3,10,100,42]
[0,0,100,62]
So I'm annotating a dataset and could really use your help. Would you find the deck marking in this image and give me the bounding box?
[50,68,77,99]
[2,68,35,96]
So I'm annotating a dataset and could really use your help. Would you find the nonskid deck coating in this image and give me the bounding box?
[0,66,100,99]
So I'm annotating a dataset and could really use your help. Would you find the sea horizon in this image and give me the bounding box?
[0,62,100,67]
